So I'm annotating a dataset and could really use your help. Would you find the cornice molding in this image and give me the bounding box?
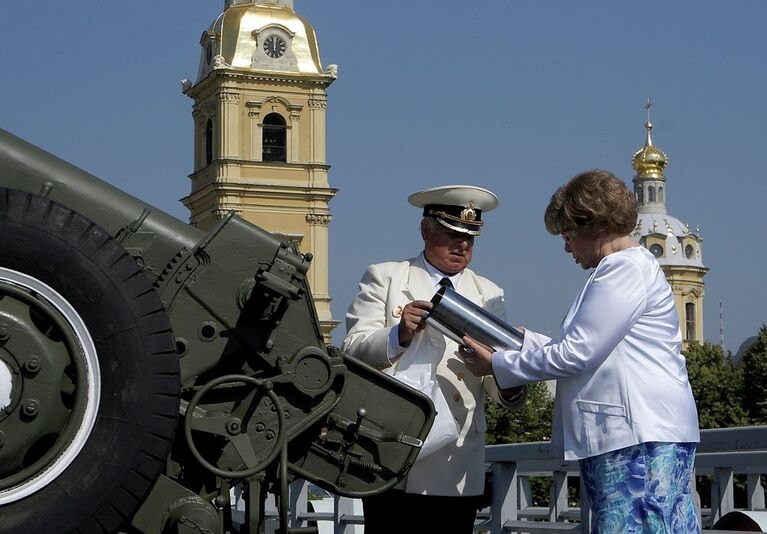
[190,158,331,172]
[187,69,334,99]
[182,182,338,206]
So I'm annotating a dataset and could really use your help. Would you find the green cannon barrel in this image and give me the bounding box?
[0,128,433,534]
[0,128,201,274]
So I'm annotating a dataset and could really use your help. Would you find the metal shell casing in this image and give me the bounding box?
[427,285,523,351]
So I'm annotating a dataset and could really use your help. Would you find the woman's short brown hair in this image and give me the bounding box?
[544,169,638,237]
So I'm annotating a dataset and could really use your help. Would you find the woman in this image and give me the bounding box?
[460,169,700,533]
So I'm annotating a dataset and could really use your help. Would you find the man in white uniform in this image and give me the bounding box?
[343,185,525,533]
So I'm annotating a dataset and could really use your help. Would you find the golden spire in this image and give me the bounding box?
[632,99,668,180]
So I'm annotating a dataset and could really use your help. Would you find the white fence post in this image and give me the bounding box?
[711,467,734,525]
[747,473,766,510]
[487,461,518,533]
[290,480,309,528]
[550,470,568,523]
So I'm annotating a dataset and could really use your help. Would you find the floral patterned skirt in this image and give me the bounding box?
[580,442,700,533]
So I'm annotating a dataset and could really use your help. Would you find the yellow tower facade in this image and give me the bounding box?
[630,103,708,344]
[182,0,338,341]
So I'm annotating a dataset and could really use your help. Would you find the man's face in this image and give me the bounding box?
[422,220,475,275]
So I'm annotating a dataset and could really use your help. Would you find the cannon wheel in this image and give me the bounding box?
[0,188,180,534]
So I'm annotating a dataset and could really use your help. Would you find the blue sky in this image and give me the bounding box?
[2,1,765,354]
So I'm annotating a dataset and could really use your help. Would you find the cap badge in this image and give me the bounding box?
[461,202,477,222]
[392,305,403,318]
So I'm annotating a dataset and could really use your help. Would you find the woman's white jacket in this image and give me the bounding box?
[492,246,699,460]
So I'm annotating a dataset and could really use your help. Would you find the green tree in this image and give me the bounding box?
[683,341,748,429]
[741,324,767,425]
[486,381,554,445]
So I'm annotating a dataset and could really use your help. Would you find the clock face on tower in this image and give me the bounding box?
[263,34,287,59]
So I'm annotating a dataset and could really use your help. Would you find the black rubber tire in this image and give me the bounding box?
[0,188,180,534]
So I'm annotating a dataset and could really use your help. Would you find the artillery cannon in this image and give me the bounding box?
[0,128,433,534]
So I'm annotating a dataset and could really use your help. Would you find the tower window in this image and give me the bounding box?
[685,244,694,259]
[648,186,656,202]
[205,119,214,166]
[263,113,287,162]
[636,186,644,204]
[685,302,696,341]
[649,243,663,257]
[658,186,664,203]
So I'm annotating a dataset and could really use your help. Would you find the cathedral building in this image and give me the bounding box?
[182,0,338,341]
[630,105,708,344]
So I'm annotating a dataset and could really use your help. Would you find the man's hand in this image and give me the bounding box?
[458,334,495,376]
[398,300,433,347]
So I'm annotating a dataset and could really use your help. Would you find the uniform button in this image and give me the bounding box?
[456,373,464,381]
[453,393,461,402]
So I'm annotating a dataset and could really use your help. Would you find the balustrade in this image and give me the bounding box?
[262,426,767,533]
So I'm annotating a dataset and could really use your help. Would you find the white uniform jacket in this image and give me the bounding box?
[492,246,699,461]
[343,255,515,496]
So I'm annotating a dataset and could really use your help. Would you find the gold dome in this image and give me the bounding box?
[199,1,326,79]
[632,121,668,180]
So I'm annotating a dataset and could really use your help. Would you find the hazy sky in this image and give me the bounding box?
[2,1,765,354]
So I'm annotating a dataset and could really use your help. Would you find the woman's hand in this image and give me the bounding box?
[458,334,495,376]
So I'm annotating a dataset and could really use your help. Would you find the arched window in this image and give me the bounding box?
[205,119,214,166]
[658,186,664,203]
[648,186,656,202]
[263,113,287,162]
[685,302,696,341]
[636,186,644,204]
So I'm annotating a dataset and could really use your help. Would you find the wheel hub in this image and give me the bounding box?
[0,268,100,505]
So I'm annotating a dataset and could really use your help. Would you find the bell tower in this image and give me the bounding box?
[630,101,708,344]
[182,0,339,341]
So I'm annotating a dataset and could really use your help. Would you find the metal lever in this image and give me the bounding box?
[351,408,367,442]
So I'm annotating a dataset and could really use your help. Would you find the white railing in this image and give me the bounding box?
[480,426,767,532]
[265,426,767,533]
